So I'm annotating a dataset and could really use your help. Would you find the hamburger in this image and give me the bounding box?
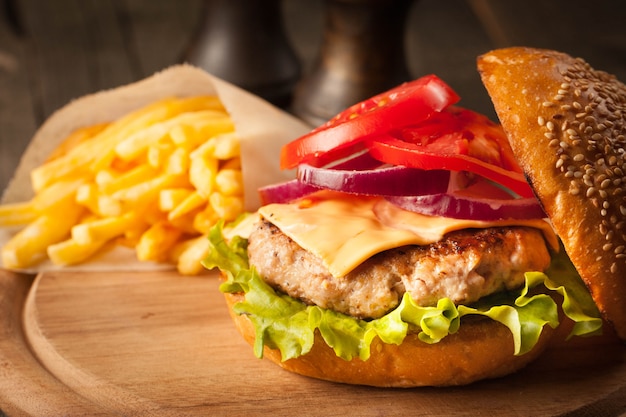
[203,47,624,387]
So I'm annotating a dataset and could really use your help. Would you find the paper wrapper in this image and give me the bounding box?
[0,64,311,272]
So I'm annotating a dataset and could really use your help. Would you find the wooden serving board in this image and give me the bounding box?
[1,268,626,416]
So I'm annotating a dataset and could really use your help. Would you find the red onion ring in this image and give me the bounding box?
[385,192,546,220]
[297,164,451,197]
[258,179,321,205]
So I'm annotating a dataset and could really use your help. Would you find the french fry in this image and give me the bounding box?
[167,210,200,235]
[75,184,123,217]
[89,96,226,173]
[189,152,218,198]
[173,235,211,275]
[170,118,235,150]
[31,178,85,214]
[111,173,190,207]
[75,183,100,213]
[47,237,109,266]
[114,109,229,162]
[159,188,194,212]
[215,169,243,196]
[0,202,38,227]
[71,211,139,245]
[1,94,247,274]
[192,205,219,235]
[94,168,121,189]
[45,123,109,162]
[167,190,206,221]
[136,221,183,262]
[30,97,180,192]
[1,203,84,269]
[209,192,244,222]
[99,164,158,195]
[166,147,190,175]
[190,131,240,161]
[147,138,176,169]
[209,132,240,160]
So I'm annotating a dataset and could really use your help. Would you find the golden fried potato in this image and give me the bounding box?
[0,95,245,274]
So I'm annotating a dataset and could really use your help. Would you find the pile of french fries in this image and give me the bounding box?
[0,95,245,275]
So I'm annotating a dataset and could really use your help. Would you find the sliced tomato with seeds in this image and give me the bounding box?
[280,75,460,169]
[366,107,534,198]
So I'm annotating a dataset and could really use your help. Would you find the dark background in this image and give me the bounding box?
[1,0,626,194]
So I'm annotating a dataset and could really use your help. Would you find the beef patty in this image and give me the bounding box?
[247,220,551,319]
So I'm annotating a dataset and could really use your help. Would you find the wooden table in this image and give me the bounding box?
[1,0,626,415]
[2,268,626,416]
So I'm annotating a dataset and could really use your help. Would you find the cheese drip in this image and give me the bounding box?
[258,190,558,278]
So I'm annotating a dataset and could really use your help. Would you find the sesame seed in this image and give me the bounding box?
[522,54,626,269]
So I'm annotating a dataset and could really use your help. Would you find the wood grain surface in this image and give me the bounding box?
[0,268,624,416]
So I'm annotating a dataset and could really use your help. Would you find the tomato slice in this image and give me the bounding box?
[280,75,460,169]
[366,107,534,198]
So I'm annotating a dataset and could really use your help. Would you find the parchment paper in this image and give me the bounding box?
[0,64,311,271]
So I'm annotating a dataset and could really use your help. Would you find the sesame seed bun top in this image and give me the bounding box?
[477,47,626,341]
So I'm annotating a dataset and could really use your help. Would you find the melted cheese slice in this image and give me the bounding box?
[258,191,558,278]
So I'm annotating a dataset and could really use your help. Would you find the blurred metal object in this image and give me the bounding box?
[185,0,301,108]
[292,0,415,126]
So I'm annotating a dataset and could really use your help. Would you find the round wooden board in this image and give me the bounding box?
[1,268,626,416]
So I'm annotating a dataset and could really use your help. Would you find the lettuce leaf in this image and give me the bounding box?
[203,222,602,362]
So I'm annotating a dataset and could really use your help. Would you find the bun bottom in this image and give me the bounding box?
[224,293,554,387]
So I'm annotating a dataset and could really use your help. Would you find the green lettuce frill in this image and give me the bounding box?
[203,222,602,362]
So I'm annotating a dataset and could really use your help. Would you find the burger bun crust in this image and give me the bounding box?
[224,292,554,387]
[478,47,626,340]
